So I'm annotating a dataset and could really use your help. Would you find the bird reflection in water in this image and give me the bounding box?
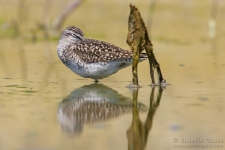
[127,87,164,150]
[57,84,147,136]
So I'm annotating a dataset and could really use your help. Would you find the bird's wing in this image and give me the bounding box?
[69,38,147,63]
[69,39,133,63]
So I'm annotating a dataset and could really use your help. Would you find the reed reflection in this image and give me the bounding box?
[57,84,147,137]
[127,87,164,150]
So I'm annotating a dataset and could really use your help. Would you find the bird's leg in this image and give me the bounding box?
[94,79,99,83]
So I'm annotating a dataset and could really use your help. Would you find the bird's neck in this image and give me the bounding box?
[57,39,72,57]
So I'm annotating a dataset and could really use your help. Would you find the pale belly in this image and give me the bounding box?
[66,61,131,80]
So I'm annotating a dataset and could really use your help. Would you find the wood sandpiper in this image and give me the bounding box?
[57,26,147,82]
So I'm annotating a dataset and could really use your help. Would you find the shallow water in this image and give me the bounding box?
[1,1,225,150]
[1,39,224,150]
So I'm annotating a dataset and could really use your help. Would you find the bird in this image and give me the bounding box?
[57,26,147,82]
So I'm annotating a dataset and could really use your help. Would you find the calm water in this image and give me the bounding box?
[0,1,225,150]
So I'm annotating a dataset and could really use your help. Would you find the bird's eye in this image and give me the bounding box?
[72,33,76,37]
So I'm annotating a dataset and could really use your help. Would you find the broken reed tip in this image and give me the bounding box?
[129,3,138,10]
[130,3,135,7]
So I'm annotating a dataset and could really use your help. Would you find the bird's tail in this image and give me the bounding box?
[139,53,148,61]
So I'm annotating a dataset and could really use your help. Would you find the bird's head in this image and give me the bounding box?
[60,26,84,44]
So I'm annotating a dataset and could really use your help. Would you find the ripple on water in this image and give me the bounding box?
[6,85,18,87]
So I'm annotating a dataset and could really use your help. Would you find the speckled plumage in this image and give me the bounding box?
[57,26,147,81]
